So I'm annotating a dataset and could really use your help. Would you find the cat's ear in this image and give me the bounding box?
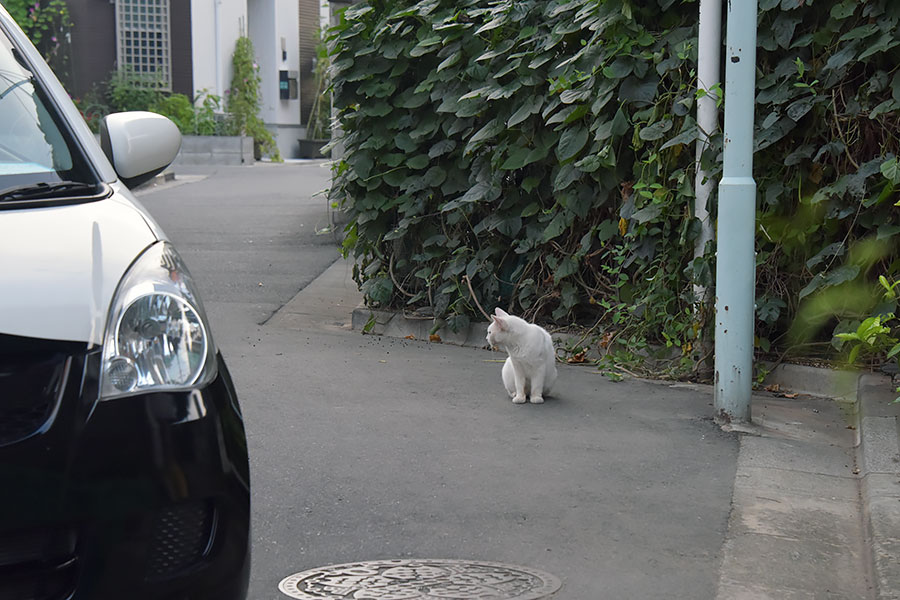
[491,314,506,330]
[494,307,510,318]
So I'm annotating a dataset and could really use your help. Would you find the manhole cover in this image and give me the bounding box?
[278,559,562,599]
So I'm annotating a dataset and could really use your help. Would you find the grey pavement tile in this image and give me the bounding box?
[734,466,859,502]
[730,485,864,547]
[738,436,856,478]
[718,533,868,599]
[861,416,900,474]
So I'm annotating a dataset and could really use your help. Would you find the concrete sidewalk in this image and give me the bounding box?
[267,256,899,599]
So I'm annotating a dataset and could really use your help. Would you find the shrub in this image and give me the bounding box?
[227,36,281,161]
[328,0,900,373]
[6,0,72,82]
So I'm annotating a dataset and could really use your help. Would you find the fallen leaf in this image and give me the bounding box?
[567,351,586,364]
[764,383,781,392]
[600,332,614,349]
[404,335,416,340]
[783,392,799,399]
[429,334,442,343]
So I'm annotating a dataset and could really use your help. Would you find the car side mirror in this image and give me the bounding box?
[100,111,181,189]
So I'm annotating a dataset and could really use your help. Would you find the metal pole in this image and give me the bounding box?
[714,0,757,423]
[694,0,720,287]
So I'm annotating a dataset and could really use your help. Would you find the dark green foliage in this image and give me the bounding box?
[328,0,899,369]
[227,36,282,161]
[6,0,72,83]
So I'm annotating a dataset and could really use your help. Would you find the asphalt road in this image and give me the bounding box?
[136,162,739,600]
[136,162,340,330]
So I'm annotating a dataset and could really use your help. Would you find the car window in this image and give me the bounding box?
[0,28,98,198]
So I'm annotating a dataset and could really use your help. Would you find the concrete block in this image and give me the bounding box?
[860,416,900,474]
[763,363,859,401]
[738,436,856,478]
[718,533,867,599]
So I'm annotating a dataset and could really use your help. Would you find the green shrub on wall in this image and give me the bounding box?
[227,36,282,161]
[329,0,899,371]
[5,0,72,83]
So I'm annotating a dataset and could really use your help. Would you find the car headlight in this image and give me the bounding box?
[100,241,217,399]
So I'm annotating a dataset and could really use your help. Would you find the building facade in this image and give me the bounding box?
[65,0,319,159]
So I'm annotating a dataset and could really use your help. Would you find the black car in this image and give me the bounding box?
[0,6,250,599]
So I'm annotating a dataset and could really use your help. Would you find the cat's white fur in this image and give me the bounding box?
[485,307,557,404]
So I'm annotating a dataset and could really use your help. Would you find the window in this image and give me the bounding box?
[115,0,172,90]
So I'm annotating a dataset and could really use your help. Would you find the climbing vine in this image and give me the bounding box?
[228,36,282,161]
[5,0,72,83]
[328,0,900,375]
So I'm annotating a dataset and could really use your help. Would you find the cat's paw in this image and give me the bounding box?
[512,395,527,404]
[529,395,544,404]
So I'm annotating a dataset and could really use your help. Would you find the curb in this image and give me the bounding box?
[856,373,900,600]
[350,306,900,598]
[351,306,489,347]
[765,364,900,599]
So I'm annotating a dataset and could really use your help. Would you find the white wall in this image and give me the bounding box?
[191,0,249,102]
[248,0,302,158]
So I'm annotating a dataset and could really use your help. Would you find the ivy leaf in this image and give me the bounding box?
[556,126,589,161]
[877,225,900,241]
[660,126,698,150]
[348,151,374,179]
[639,119,673,141]
[361,276,393,304]
[858,33,900,60]
[806,242,845,269]
[553,163,580,191]
[830,0,856,19]
[437,51,461,72]
[521,202,541,217]
[468,118,505,145]
[501,147,537,170]
[458,182,491,205]
[476,14,509,35]
[361,101,393,117]
[772,15,800,48]
[840,24,878,42]
[881,158,900,185]
[542,212,569,242]
[619,75,660,105]
[786,97,813,122]
[554,257,578,282]
[406,155,430,170]
[507,95,543,127]
[798,265,861,300]
[422,166,447,187]
[560,88,593,104]
[410,35,443,57]
[630,203,663,223]
[429,140,457,158]
[597,219,619,242]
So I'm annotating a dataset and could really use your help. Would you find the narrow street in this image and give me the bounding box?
[135,162,871,600]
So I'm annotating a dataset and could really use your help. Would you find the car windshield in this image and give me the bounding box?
[0,27,97,198]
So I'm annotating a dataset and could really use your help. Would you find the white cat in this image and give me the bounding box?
[485,307,558,404]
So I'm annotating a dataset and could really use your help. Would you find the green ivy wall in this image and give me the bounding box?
[328,0,900,369]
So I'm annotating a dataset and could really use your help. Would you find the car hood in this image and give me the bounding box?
[0,189,159,345]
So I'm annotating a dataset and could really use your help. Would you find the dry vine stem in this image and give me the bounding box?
[463,275,492,321]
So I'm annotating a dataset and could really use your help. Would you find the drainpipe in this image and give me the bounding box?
[714,0,758,423]
[214,0,222,99]
[694,0,720,298]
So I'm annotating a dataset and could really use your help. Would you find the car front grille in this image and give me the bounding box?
[146,500,216,580]
[0,335,85,447]
[0,528,78,600]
